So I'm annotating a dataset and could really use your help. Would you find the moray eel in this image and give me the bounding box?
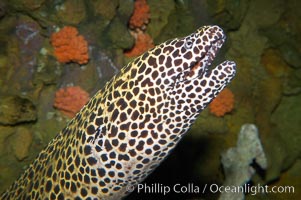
[1,25,236,199]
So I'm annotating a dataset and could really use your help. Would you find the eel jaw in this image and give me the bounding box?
[182,34,226,82]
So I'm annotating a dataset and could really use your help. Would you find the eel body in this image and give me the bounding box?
[1,25,236,199]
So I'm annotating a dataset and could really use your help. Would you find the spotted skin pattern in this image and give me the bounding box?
[1,25,236,199]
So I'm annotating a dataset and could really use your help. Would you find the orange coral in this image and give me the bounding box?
[51,26,89,64]
[124,31,154,57]
[129,0,150,30]
[53,86,90,118]
[209,88,234,117]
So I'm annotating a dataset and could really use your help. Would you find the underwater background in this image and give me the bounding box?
[0,0,300,199]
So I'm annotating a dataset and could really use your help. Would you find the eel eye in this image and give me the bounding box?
[184,39,193,49]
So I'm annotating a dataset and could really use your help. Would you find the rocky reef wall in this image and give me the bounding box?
[0,0,300,199]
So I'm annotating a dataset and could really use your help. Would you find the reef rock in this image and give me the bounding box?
[0,126,15,155]
[11,127,33,161]
[107,17,134,49]
[7,0,45,11]
[266,93,301,181]
[56,0,86,25]
[92,0,119,22]
[207,0,249,30]
[147,0,175,40]
[0,95,37,125]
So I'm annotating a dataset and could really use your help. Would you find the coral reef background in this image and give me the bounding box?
[0,0,300,199]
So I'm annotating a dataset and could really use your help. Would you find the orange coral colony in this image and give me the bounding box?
[53,86,90,118]
[129,0,150,30]
[51,26,89,65]
[124,31,154,57]
[125,0,153,57]
[209,88,234,117]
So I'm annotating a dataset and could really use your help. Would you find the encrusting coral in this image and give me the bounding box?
[129,0,150,30]
[125,0,153,57]
[50,26,89,65]
[209,88,234,117]
[53,86,90,118]
[124,31,154,57]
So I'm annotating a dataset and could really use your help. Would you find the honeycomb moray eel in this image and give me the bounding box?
[1,25,236,199]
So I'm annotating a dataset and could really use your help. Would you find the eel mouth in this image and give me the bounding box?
[180,34,226,82]
[191,35,226,77]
